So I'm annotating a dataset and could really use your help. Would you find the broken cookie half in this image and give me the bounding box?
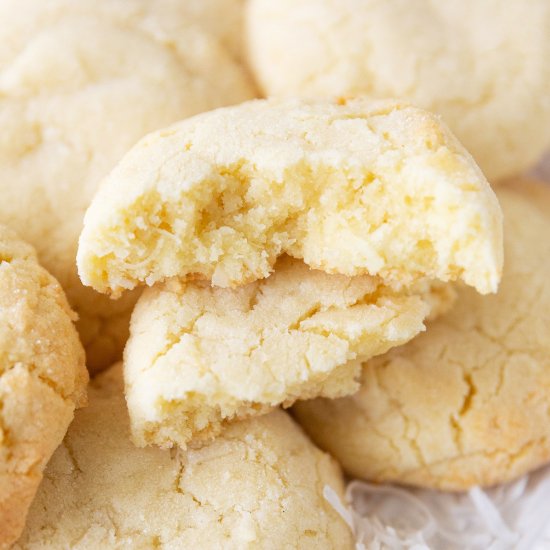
[78,96,502,296]
[124,256,455,449]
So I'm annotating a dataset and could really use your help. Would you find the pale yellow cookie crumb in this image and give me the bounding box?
[15,364,354,550]
[294,183,550,490]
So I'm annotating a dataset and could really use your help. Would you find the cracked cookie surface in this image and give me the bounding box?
[0,225,87,549]
[77,97,502,296]
[0,0,256,372]
[247,0,550,182]
[293,183,550,490]
[15,364,353,550]
[124,256,456,449]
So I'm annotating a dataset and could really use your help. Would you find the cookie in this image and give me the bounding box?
[0,0,256,372]
[180,0,248,62]
[125,255,456,449]
[15,364,354,549]
[294,182,550,490]
[77,97,503,296]
[247,0,550,182]
[504,177,550,215]
[0,225,87,548]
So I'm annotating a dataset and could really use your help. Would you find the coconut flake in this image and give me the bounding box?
[468,486,517,544]
[323,485,355,531]
[325,465,550,549]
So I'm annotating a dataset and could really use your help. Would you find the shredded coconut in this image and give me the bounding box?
[324,464,550,549]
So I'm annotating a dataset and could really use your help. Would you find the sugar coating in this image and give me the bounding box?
[125,256,456,449]
[294,183,550,490]
[0,0,256,371]
[0,225,87,549]
[77,97,503,297]
[15,365,354,550]
[247,0,550,182]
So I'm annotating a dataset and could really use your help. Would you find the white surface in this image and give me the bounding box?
[336,466,550,549]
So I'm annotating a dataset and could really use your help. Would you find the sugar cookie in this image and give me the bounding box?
[247,0,550,181]
[294,183,550,490]
[78,97,502,296]
[0,225,87,548]
[15,364,353,549]
[180,0,247,62]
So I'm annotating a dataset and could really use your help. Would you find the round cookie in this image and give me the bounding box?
[0,225,87,548]
[15,364,354,549]
[247,0,550,182]
[125,256,455,449]
[0,0,256,372]
[293,183,550,490]
[77,96,503,296]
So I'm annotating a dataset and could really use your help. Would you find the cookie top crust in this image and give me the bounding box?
[15,364,353,549]
[247,0,550,181]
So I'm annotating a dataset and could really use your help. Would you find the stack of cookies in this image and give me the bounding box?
[77,96,503,454]
[1,0,549,548]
